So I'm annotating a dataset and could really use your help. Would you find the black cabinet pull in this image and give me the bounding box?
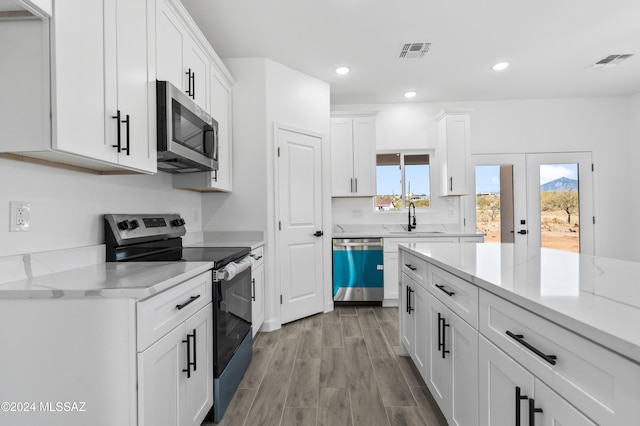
[407,287,414,314]
[529,399,543,425]
[506,330,557,365]
[515,386,528,426]
[435,284,455,297]
[437,312,443,353]
[350,178,354,193]
[185,68,193,97]
[406,286,410,314]
[182,334,192,378]
[191,71,195,99]
[449,176,453,192]
[355,178,358,193]
[122,114,130,156]
[191,329,197,372]
[441,314,450,359]
[405,264,417,271]
[314,231,324,237]
[176,294,201,310]
[112,110,121,152]
[252,278,256,301]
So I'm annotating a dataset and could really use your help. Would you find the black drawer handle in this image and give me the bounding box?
[176,294,201,310]
[435,284,455,297]
[506,330,557,365]
[404,264,417,271]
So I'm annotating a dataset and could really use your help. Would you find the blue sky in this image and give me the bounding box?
[377,165,430,195]
[475,164,578,193]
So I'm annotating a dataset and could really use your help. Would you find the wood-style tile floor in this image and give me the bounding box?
[203,306,448,426]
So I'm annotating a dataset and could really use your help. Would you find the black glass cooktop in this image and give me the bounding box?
[181,246,250,269]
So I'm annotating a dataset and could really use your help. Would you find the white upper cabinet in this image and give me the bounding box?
[437,109,472,195]
[173,62,233,192]
[156,0,209,113]
[330,112,377,197]
[0,0,155,173]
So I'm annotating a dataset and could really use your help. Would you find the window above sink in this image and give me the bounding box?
[375,151,431,212]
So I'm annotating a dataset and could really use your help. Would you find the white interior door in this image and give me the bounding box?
[276,126,324,324]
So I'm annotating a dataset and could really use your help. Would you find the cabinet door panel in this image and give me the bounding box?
[449,313,478,426]
[156,0,185,90]
[184,306,214,426]
[383,252,398,300]
[113,0,154,171]
[413,283,429,379]
[52,0,114,161]
[400,273,415,354]
[138,325,184,426]
[479,335,533,426]
[330,118,354,196]
[534,379,596,426]
[210,68,232,190]
[184,41,209,111]
[352,117,376,196]
[426,293,447,407]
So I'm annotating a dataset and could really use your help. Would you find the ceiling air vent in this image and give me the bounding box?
[398,42,431,59]
[588,54,634,68]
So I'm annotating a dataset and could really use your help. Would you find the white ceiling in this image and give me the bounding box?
[181,0,640,104]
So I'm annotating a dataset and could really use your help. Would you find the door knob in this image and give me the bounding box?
[314,231,323,237]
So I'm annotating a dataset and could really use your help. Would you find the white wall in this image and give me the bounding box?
[630,93,640,260]
[0,157,202,257]
[202,58,331,328]
[333,96,635,260]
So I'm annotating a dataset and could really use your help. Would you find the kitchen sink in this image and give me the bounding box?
[384,224,445,234]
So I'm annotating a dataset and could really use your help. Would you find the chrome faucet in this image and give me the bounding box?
[408,202,417,231]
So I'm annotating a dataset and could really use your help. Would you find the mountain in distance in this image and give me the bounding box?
[540,177,578,192]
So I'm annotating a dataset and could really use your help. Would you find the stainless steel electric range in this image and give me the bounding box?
[104,213,252,423]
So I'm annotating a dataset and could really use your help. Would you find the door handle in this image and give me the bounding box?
[314,231,323,237]
[517,230,528,235]
[529,399,543,425]
[515,387,529,426]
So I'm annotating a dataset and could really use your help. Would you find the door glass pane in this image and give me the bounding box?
[476,165,514,243]
[539,163,579,252]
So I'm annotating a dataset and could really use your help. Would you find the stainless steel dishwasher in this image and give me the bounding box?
[332,238,384,302]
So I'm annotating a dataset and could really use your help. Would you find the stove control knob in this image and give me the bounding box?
[117,220,130,231]
[171,218,186,227]
[129,220,140,230]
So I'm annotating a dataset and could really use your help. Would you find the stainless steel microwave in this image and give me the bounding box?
[156,80,218,173]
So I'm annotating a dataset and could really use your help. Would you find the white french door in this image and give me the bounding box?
[275,125,325,324]
[470,152,594,254]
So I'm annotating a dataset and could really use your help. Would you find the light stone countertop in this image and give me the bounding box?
[400,242,640,364]
[186,231,265,250]
[332,223,484,239]
[0,260,213,300]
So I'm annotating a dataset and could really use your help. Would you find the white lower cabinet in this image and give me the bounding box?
[138,278,213,426]
[426,292,478,426]
[251,246,265,337]
[399,245,640,426]
[479,336,595,426]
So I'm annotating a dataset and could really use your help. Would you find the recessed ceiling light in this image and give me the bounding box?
[404,91,417,98]
[335,66,350,75]
[492,62,510,71]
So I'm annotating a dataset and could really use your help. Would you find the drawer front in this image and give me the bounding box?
[401,251,427,286]
[479,290,640,425]
[428,265,478,329]
[137,271,212,351]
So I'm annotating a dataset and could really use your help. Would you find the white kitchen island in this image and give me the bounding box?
[399,242,640,426]
[0,257,214,426]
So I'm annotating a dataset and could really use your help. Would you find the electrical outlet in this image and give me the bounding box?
[10,201,31,232]
[351,209,363,218]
